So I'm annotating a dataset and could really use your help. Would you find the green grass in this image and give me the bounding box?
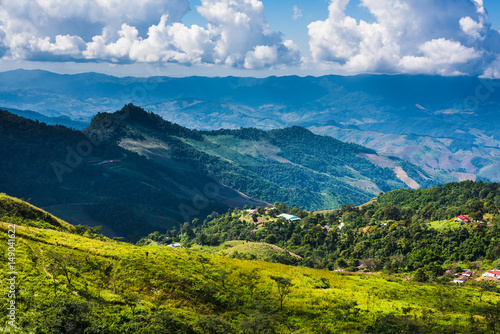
[429,219,463,230]
[1,196,500,333]
[190,240,301,262]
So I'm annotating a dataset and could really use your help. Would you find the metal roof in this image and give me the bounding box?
[277,213,301,221]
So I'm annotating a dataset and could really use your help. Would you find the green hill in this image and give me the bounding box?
[190,240,302,264]
[0,193,74,232]
[85,104,438,210]
[158,181,500,275]
[0,105,438,239]
[1,196,499,333]
[0,108,266,240]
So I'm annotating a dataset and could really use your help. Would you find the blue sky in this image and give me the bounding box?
[1,0,500,77]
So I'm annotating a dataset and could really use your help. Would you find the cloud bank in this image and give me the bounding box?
[0,0,300,69]
[308,0,500,76]
[1,0,500,76]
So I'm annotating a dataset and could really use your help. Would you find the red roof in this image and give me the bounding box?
[457,215,469,220]
[488,270,500,275]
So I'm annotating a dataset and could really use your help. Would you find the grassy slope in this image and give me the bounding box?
[1,196,499,333]
[0,194,74,232]
[191,240,302,261]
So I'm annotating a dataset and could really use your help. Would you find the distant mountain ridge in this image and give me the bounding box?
[2,107,88,129]
[1,69,499,183]
[0,105,438,238]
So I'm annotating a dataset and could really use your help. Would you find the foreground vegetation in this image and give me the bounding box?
[0,193,499,333]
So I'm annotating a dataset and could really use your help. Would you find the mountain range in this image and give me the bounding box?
[0,105,437,239]
[1,70,499,183]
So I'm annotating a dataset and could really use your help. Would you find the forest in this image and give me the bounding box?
[150,181,500,282]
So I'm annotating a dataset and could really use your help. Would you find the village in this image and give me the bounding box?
[161,206,500,286]
[452,269,500,284]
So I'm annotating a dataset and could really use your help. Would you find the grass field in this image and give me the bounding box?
[429,219,463,230]
[1,194,500,333]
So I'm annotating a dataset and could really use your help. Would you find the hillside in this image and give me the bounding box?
[0,108,265,240]
[85,104,439,210]
[159,181,500,277]
[1,195,499,333]
[1,70,499,182]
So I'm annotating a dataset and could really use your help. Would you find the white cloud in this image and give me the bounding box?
[0,0,190,60]
[1,0,500,75]
[0,0,300,69]
[32,35,86,56]
[244,45,278,69]
[195,0,299,68]
[400,38,481,75]
[293,5,303,20]
[308,0,500,76]
[460,16,485,40]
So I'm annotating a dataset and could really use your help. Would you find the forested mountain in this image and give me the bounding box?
[0,108,265,240]
[1,194,499,333]
[85,104,441,209]
[0,105,437,239]
[157,181,500,277]
[1,69,500,182]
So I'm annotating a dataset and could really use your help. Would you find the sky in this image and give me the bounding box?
[1,0,500,77]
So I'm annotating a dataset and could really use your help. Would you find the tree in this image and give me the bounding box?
[421,204,436,220]
[238,268,261,299]
[412,268,428,283]
[270,276,293,310]
[470,211,483,222]
[197,316,233,334]
[477,301,500,333]
[336,258,348,269]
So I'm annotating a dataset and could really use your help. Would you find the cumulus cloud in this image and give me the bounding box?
[0,0,300,69]
[308,0,500,76]
[2,0,500,75]
[400,38,481,75]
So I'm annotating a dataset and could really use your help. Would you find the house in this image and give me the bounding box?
[463,270,472,277]
[454,276,467,284]
[456,215,470,223]
[357,264,367,271]
[277,213,301,222]
[245,209,257,214]
[167,243,182,248]
[323,225,333,232]
[482,269,500,279]
[443,269,454,277]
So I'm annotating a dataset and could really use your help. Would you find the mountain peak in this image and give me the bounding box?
[86,104,203,142]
